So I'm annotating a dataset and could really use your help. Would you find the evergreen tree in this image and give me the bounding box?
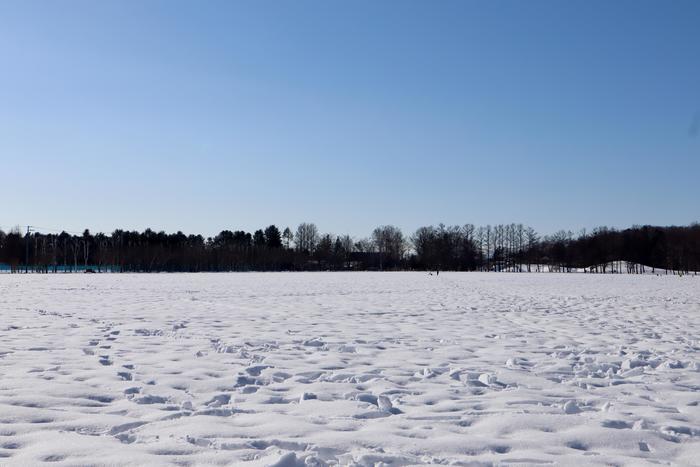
[264,225,282,249]
[253,230,266,248]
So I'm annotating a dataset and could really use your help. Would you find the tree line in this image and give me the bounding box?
[0,222,698,273]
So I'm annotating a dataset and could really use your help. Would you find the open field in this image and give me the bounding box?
[0,272,698,466]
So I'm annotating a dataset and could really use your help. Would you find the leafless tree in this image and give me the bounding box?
[372,225,405,270]
[295,222,319,254]
[282,227,293,249]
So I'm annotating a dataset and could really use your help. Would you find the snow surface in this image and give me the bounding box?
[0,272,698,466]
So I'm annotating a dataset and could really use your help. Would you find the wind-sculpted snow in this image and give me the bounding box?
[0,273,698,465]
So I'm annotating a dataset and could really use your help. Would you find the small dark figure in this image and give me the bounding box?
[436,270,439,276]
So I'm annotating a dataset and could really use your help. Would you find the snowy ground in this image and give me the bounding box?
[0,272,698,466]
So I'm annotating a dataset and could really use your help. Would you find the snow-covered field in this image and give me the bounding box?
[1,272,698,466]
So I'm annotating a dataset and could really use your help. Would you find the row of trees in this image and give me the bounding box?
[1,222,698,273]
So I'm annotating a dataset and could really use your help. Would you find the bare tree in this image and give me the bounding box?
[372,225,405,270]
[340,235,354,256]
[295,223,319,254]
[354,238,374,253]
[282,227,293,249]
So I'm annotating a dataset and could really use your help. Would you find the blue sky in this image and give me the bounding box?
[1,1,698,238]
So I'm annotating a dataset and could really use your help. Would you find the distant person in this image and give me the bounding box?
[436,269,439,276]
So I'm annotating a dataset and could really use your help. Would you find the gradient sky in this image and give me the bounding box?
[1,1,698,238]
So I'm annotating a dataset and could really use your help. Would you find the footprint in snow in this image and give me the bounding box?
[133,395,168,404]
[244,365,271,376]
[205,394,230,407]
[563,400,582,414]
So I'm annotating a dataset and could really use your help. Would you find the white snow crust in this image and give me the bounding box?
[0,272,698,465]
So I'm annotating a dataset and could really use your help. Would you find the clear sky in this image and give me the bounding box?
[1,1,698,238]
